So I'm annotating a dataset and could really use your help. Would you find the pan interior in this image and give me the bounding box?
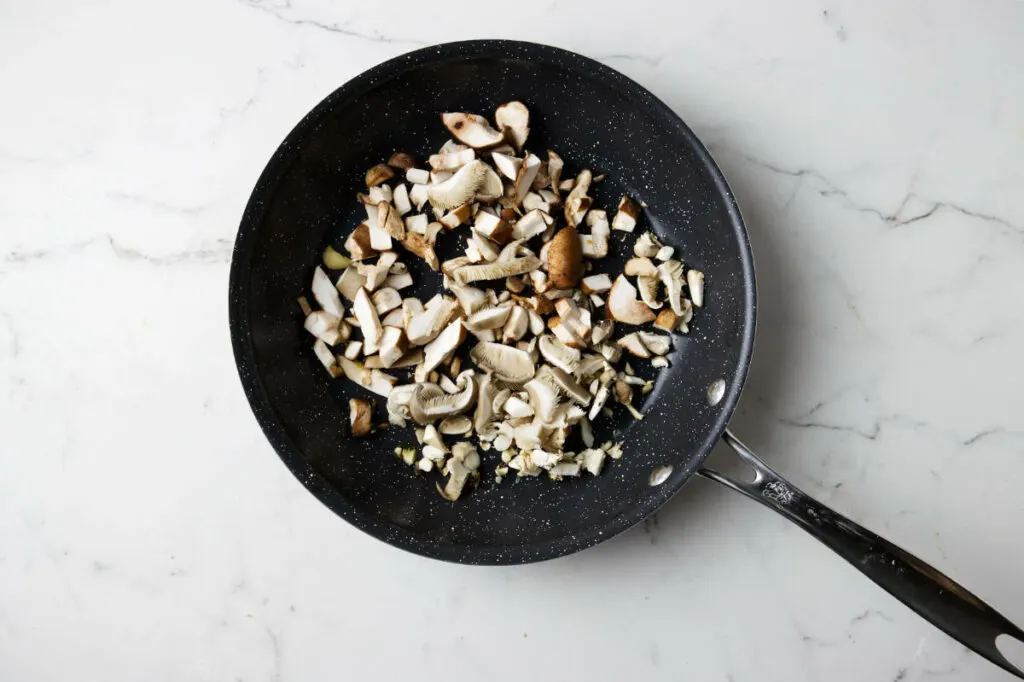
[230,41,755,563]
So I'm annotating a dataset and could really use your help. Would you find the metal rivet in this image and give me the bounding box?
[707,379,726,406]
[648,465,673,486]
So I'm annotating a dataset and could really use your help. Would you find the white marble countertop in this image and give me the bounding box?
[3,1,1024,680]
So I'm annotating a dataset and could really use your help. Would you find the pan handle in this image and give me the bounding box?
[699,429,1024,680]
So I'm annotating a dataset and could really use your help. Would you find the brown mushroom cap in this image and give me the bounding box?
[546,225,584,289]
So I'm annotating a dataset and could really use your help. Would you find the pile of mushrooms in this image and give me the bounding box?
[299,102,704,500]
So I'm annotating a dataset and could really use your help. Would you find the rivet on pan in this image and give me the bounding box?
[648,465,673,487]
[707,379,726,406]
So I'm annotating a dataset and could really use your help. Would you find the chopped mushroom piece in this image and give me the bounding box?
[353,287,384,354]
[371,287,402,315]
[419,319,466,377]
[617,332,650,359]
[313,339,341,377]
[611,195,641,232]
[638,331,671,356]
[513,153,543,205]
[513,209,553,241]
[491,151,521,180]
[654,308,680,332]
[365,163,394,188]
[388,152,416,170]
[429,147,476,171]
[442,112,506,149]
[687,269,705,308]
[378,327,409,368]
[312,267,345,318]
[474,211,512,244]
[563,170,592,227]
[400,232,439,271]
[335,266,366,302]
[407,297,458,346]
[658,260,686,316]
[344,224,378,261]
[304,311,343,345]
[637,276,662,310]
[349,398,373,437]
[439,415,472,435]
[494,101,530,150]
[580,209,609,259]
[624,257,658,277]
[581,273,612,294]
[406,168,430,185]
[606,276,656,325]
[428,160,490,211]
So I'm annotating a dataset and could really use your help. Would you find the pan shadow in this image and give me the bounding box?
[578,144,807,564]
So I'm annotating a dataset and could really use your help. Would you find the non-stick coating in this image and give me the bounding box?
[229,40,756,564]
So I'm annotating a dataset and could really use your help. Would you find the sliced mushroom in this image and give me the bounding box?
[453,255,542,284]
[368,184,392,205]
[408,374,476,424]
[407,297,458,346]
[545,365,590,405]
[513,208,553,241]
[581,273,612,294]
[524,377,560,424]
[476,166,504,203]
[464,305,512,331]
[506,275,526,293]
[655,245,675,262]
[343,340,363,360]
[428,160,490,211]
[687,269,705,308]
[441,112,506,149]
[385,269,413,291]
[607,275,656,325]
[538,334,581,373]
[611,195,641,232]
[503,396,534,418]
[527,309,545,336]
[378,326,409,368]
[365,163,394,188]
[494,101,530,150]
[546,225,584,289]
[385,383,417,426]
[469,342,535,382]
[439,415,472,435]
[638,331,671,356]
[616,332,651,359]
[467,232,500,262]
[658,260,686,316]
[624,257,658,277]
[633,231,661,258]
[428,147,476,171]
[501,306,528,343]
[474,373,498,437]
[587,384,610,421]
[637,275,662,310]
[563,170,593,227]
[349,398,373,436]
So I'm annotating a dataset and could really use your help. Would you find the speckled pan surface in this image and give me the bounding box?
[229,40,756,564]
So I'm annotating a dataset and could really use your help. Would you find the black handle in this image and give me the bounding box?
[700,430,1024,679]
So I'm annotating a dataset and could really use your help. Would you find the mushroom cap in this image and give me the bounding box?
[469,342,536,383]
[546,225,584,289]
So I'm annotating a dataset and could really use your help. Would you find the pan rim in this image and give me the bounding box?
[228,39,757,565]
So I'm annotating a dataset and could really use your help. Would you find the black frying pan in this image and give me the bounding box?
[228,40,1024,678]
